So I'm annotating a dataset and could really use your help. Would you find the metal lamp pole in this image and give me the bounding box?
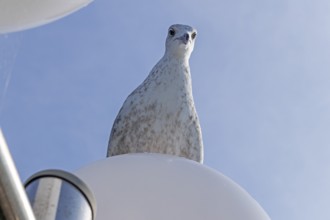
[0,129,36,220]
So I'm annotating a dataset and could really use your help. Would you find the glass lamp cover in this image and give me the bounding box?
[0,0,93,34]
[75,154,271,220]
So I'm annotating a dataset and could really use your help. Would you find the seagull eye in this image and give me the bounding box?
[169,28,175,37]
[192,32,197,40]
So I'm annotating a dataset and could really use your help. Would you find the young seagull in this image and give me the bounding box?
[107,24,204,163]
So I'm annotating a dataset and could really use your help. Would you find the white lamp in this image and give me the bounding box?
[75,153,271,220]
[0,0,93,34]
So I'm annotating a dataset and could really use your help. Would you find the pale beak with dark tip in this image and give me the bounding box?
[176,33,190,45]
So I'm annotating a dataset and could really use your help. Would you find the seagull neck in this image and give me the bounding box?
[162,54,190,67]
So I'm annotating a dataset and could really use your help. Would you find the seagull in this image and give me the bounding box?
[107,24,203,163]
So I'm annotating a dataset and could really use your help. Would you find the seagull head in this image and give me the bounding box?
[165,24,197,61]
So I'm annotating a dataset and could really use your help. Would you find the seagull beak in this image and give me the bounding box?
[176,33,190,45]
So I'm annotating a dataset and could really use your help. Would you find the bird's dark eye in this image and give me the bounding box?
[192,32,197,40]
[169,28,175,36]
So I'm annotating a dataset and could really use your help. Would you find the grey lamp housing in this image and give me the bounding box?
[25,169,96,220]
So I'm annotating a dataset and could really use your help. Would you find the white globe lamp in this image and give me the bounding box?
[0,0,93,34]
[75,153,271,220]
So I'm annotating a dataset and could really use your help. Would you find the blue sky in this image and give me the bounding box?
[1,0,330,219]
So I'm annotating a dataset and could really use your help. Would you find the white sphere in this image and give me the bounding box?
[0,0,93,34]
[75,153,270,220]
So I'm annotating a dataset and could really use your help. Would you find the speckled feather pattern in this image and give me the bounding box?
[107,24,204,163]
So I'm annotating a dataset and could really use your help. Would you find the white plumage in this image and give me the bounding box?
[107,24,203,163]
